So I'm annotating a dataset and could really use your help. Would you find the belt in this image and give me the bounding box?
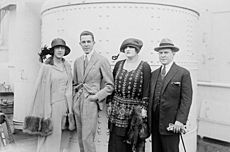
[73,83,84,92]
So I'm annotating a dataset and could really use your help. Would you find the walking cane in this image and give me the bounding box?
[180,133,187,152]
[167,123,187,152]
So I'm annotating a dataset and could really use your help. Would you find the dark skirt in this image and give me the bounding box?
[108,128,132,152]
[108,124,145,152]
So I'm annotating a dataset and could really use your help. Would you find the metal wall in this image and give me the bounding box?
[197,6,230,142]
[6,0,43,126]
[0,2,15,85]
[40,0,199,152]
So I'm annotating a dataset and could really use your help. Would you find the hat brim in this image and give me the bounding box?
[120,44,141,53]
[50,45,71,56]
[154,46,179,52]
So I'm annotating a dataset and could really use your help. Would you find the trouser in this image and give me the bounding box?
[74,94,98,152]
[152,132,179,152]
[152,105,179,152]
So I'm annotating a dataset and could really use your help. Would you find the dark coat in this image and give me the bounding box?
[148,63,193,135]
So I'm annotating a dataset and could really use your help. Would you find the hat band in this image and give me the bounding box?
[159,43,174,46]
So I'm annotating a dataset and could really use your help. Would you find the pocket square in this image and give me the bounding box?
[171,81,181,86]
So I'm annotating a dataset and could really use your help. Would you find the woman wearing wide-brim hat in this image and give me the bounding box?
[23,38,74,152]
[107,38,151,152]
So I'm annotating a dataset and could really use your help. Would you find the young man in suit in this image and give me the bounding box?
[73,31,114,152]
[148,38,193,152]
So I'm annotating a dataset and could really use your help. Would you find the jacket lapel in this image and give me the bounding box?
[150,67,161,100]
[63,61,72,83]
[83,51,98,81]
[79,56,84,77]
[161,63,178,94]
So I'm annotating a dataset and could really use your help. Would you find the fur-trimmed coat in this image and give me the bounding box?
[23,61,72,136]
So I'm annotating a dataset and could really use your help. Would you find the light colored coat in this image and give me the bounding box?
[73,51,114,110]
[73,51,114,152]
[23,61,72,136]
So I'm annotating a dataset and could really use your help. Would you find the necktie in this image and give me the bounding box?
[161,65,166,79]
[84,54,89,74]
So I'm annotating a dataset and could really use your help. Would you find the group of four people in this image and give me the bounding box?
[24,30,193,152]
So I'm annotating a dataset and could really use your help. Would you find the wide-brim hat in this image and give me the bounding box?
[120,38,143,53]
[50,38,71,56]
[154,38,179,52]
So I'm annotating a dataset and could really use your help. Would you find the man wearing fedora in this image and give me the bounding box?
[148,38,193,152]
[72,31,114,152]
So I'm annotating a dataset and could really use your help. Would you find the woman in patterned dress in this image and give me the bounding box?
[107,38,151,152]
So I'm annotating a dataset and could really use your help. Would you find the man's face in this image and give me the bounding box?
[158,48,175,65]
[79,35,95,54]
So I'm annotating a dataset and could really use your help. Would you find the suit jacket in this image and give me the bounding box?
[148,62,193,135]
[73,51,114,111]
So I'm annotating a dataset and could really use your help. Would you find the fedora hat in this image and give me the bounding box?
[50,38,71,56]
[120,38,143,53]
[154,38,179,52]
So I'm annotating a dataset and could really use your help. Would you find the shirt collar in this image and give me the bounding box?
[84,50,94,61]
[162,61,174,74]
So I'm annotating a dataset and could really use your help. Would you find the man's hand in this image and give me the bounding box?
[87,94,98,102]
[173,121,184,133]
[68,108,73,114]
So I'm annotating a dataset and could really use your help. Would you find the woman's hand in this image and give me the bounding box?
[141,108,147,118]
[106,102,112,117]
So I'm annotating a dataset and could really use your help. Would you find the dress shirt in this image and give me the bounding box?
[84,50,95,61]
[162,61,174,76]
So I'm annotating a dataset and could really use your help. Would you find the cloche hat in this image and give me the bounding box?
[120,38,143,53]
[50,38,71,56]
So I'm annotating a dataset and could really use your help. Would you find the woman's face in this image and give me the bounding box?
[54,46,65,59]
[124,46,138,58]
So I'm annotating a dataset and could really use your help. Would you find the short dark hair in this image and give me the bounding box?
[80,31,94,41]
[123,46,139,54]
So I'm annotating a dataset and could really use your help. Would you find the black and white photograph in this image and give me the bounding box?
[0,0,229,152]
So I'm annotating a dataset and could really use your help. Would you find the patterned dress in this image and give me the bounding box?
[108,59,151,152]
